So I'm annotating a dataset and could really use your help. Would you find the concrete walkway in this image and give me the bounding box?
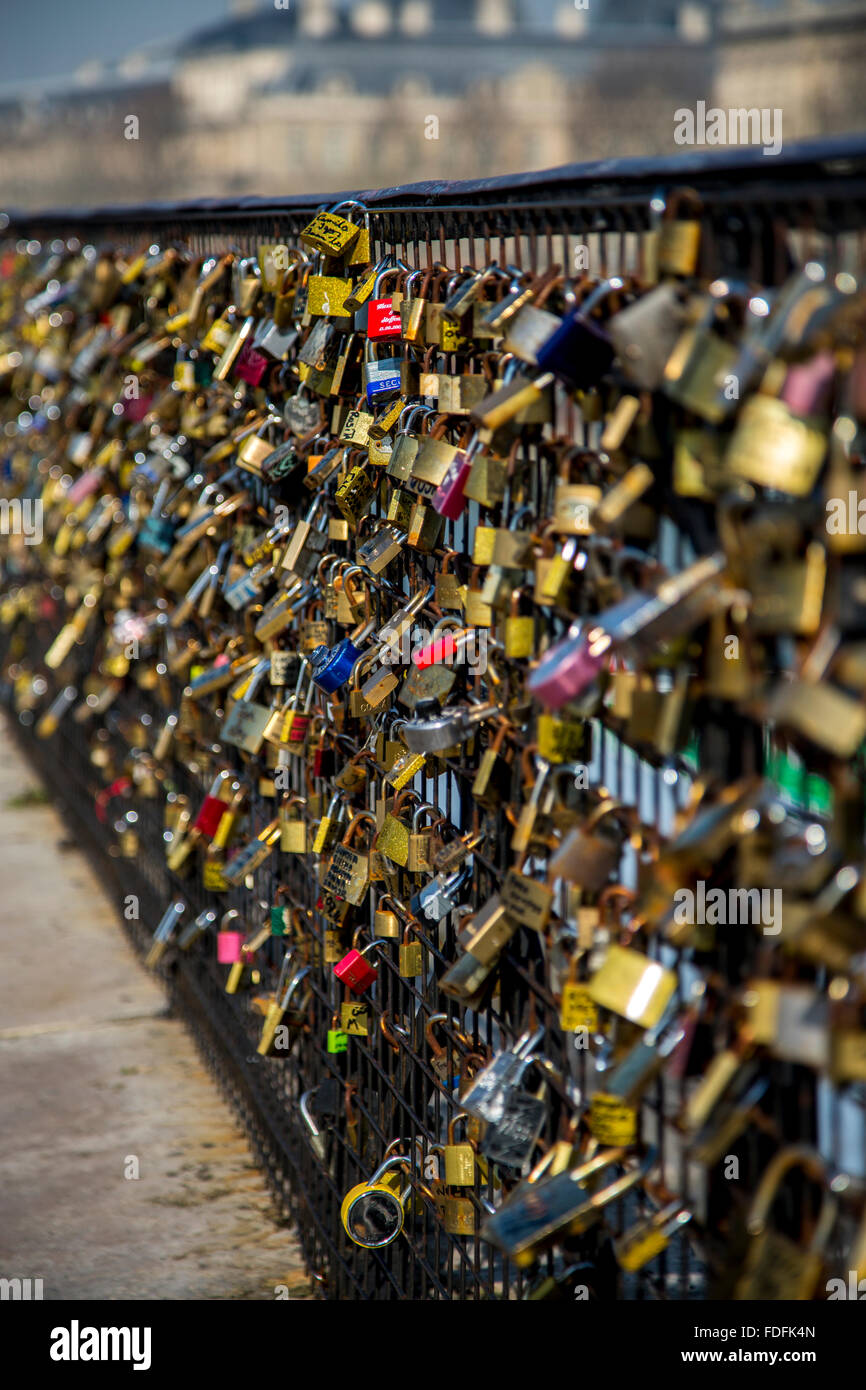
[0,716,310,1301]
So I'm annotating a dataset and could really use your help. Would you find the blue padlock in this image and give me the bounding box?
[364,340,403,406]
[310,619,377,693]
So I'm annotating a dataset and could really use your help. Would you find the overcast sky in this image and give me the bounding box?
[0,0,233,88]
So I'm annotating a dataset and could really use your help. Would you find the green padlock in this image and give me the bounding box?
[327,1015,349,1054]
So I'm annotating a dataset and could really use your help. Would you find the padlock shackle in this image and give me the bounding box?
[299,1090,322,1140]
[412,801,439,831]
[745,1145,837,1250]
[368,1154,413,1184]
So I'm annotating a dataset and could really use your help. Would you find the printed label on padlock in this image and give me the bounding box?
[560,985,598,1033]
[317,890,350,926]
[365,359,402,403]
[367,298,403,340]
[589,1092,637,1145]
[341,1001,370,1035]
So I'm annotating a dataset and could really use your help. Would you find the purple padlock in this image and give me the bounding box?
[536,277,624,389]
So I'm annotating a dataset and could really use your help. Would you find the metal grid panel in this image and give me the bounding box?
[4,142,866,1299]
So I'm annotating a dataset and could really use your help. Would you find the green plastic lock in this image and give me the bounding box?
[270,905,287,936]
[327,1028,349,1054]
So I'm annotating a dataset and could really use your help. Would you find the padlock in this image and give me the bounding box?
[587,943,677,1030]
[216,909,245,964]
[366,264,406,341]
[552,447,602,536]
[503,587,534,659]
[374,789,415,866]
[608,280,690,392]
[300,204,362,258]
[662,281,747,423]
[442,1192,477,1237]
[220,656,273,755]
[407,803,439,874]
[534,276,625,388]
[509,748,551,854]
[559,951,599,1033]
[310,617,378,693]
[734,1147,837,1300]
[374,892,403,940]
[340,1155,413,1249]
[615,1202,693,1272]
[443,1116,476,1186]
[335,457,376,530]
[279,794,308,853]
[222,817,283,887]
[210,784,247,851]
[322,811,375,906]
[481,1145,654,1267]
[398,923,424,978]
[256,961,311,1056]
[333,929,383,994]
[326,1012,349,1055]
[192,768,236,839]
[144,900,186,970]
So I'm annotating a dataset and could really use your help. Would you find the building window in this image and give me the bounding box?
[400,1,432,35]
[352,2,393,37]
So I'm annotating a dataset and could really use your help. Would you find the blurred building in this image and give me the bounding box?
[0,0,864,211]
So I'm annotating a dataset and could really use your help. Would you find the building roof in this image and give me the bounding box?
[179,0,683,60]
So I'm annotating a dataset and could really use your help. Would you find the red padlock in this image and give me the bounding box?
[194,770,236,839]
[334,932,383,994]
[413,627,474,671]
[367,266,404,341]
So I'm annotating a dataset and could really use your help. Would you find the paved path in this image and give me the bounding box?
[0,717,310,1301]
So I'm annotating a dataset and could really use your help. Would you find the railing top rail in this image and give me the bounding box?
[5,134,866,230]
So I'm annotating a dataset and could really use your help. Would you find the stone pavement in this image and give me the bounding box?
[0,716,311,1301]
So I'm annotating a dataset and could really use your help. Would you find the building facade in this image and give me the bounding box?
[0,0,863,212]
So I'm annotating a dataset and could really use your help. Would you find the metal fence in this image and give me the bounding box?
[4,138,866,1300]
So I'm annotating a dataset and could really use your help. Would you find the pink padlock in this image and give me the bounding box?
[528,626,611,710]
[234,340,269,387]
[780,349,836,417]
[529,553,726,710]
[433,447,475,520]
[217,909,245,964]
